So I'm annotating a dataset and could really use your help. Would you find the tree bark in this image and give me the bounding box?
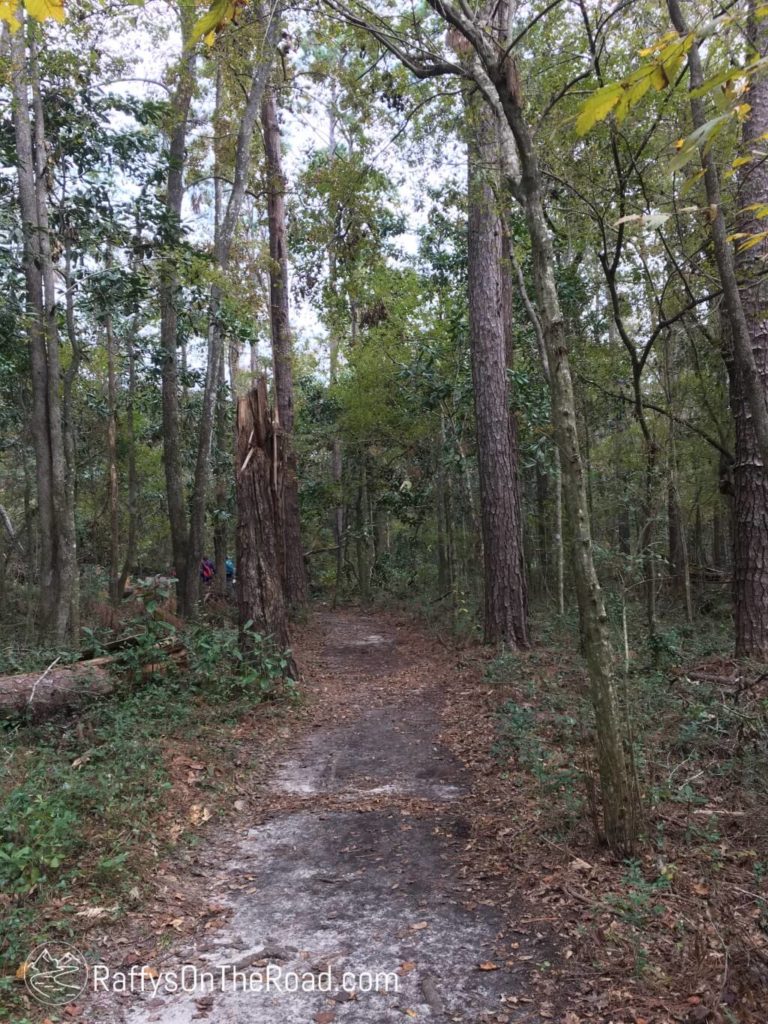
[728,0,768,656]
[235,380,292,659]
[261,84,308,609]
[0,663,113,720]
[466,93,528,647]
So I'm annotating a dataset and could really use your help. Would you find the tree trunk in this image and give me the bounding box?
[235,380,292,660]
[118,329,138,601]
[10,21,78,642]
[488,47,640,853]
[668,476,693,621]
[262,85,307,609]
[667,0,768,472]
[534,462,548,596]
[640,442,658,638]
[554,449,565,615]
[355,461,371,602]
[728,1,768,656]
[664,334,693,621]
[105,315,120,606]
[436,448,451,595]
[159,13,196,614]
[213,349,229,597]
[466,93,528,647]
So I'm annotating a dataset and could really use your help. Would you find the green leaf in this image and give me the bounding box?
[680,169,705,194]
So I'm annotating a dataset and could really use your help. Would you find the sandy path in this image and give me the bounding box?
[89,612,544,1024]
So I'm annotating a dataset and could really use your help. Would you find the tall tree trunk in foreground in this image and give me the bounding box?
[438,0,640,849]
[466,95,528,647]
[262,85,308,609]
[235,380,292,659]
[11,21,78,642]
[213,351,229,597]
[730,1,768,656]
[504,110,637,851]
[159,15,197,612]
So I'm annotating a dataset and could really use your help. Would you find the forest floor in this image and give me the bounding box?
[9,607,768,1024]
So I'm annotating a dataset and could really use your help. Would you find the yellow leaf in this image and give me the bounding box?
[0,1,20,31]
[638,30,678,57]
[650,63,668,91]
[738,231,768,251]
[24,0,64,22]
[478,961,499,971]
[191,0,235,44]
[575,83,622,135]
[15,960,28,981]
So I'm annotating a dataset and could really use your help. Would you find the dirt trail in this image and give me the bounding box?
[91,611,546,1023]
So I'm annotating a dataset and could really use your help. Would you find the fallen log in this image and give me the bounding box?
[0,658,113,718]
[0,641,187,719]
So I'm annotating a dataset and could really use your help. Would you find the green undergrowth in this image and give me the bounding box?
[0,617,296,1018]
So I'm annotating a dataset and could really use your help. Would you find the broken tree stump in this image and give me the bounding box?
[235,379,293,668]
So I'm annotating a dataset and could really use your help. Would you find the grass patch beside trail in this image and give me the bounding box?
[0,618,297,1021]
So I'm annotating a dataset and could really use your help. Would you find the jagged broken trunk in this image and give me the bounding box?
[235,380,293,667]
